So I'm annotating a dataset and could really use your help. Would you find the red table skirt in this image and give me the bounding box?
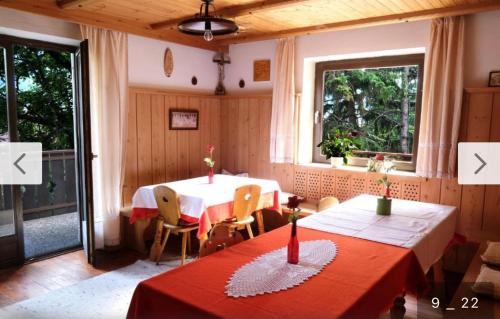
[127,226,428,319]
[130,191,280,239]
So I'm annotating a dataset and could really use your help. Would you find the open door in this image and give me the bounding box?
[74,40,95,265]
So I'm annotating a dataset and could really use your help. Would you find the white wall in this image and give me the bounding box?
[464,11,500,87]
[226,40,277,93]
[128,35,218,93]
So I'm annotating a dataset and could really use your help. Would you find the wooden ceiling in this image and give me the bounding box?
[1,0,500,51]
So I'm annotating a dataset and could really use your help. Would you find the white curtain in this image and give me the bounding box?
[81,25,128,248]
[270,37,295,163]
[416,16,465,178]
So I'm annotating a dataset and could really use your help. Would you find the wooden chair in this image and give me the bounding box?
[283,196,340,216]
[150,186,198,266]
[222,184,261,239]
[199,224,244,257]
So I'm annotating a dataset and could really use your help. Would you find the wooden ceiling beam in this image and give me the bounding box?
[56,0,101,9]
[216,1,500,45]
[150,0,310,30]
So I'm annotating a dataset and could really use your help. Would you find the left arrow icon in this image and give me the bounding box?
[14,153,26,175]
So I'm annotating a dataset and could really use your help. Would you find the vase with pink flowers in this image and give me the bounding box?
[203,144,215,184]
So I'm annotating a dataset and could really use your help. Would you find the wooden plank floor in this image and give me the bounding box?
[0,249,142,308]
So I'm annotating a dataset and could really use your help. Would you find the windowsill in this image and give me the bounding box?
[298,162,418,177]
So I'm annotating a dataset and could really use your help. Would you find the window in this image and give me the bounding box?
[313,54,424,170]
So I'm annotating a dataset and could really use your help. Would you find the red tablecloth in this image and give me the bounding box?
[127,226,427,319]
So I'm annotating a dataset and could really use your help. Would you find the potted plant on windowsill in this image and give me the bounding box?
[317,129,360,168]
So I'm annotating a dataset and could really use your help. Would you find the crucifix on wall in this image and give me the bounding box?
[213,52,230,96]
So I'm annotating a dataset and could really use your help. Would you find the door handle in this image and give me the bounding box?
[91,153,98,159]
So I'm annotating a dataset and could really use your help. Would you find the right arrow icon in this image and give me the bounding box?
[474,153,486,175]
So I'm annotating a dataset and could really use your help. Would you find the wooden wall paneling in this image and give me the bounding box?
[123,90,138,204]
[466,93,493,141]
[247,98,260,178]
[281,164,295,193]
[489,93,500,141]
[460,185,485,232]
[199,98,210,176]
[350,171,367,198]
[440,178,462,208]
[165,95,178,181]
[459,92,492,233]
[320,169,336,198]
[334,170,351,202]
[219,99,230,171]
[237,98,250,173]
[483,186,500,233]
[419,177,441,204]
[227,99,240,173]
[482,93,500,233]
[188,97,201,178]
[136,93,153,187]
[176,95,190,180]
[209,98,221,172]
[258,97,272,178]
[151,94,166,184]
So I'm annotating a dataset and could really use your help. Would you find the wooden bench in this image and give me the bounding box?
[120,206,155,254]
[448,232,500,317]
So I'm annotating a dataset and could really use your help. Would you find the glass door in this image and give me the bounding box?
[0,44,18,265]
[13,42,82,260]
[0,35,94,266]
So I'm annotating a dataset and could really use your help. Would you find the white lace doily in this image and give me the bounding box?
[225,240,337,298]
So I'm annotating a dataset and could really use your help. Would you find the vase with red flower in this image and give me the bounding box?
[287,196,302,264]
[204,144,215,184]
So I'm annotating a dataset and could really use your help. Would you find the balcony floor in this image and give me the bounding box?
[24,212,81,259]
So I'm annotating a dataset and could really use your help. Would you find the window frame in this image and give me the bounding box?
[313,54,425,170]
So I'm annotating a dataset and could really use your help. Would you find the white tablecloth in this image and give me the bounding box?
[297,194,457,272]
[132,174,281,220]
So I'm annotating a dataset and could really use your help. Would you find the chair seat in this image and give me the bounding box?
[164,222,199,232]
[223,215,255,226]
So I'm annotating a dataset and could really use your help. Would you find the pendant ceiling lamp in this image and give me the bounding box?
[177,0,239,42]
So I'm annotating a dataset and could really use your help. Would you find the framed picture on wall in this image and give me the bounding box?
[489,71,500,87]
[169,109,199,130]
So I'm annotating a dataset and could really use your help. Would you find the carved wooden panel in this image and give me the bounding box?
[366,173,383,196]
[389,180,402,199]
[402,182,420,201]
[307,170,322,201]
[335,172,351,202]
[351,173,366,197]
[321,170,336,198]
[293,168,307,198]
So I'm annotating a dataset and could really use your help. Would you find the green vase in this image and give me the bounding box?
[376,198,392,215]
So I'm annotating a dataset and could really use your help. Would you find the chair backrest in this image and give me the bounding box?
[153,186,181,225]
[233,184,261,221]
[318,196,340,212]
